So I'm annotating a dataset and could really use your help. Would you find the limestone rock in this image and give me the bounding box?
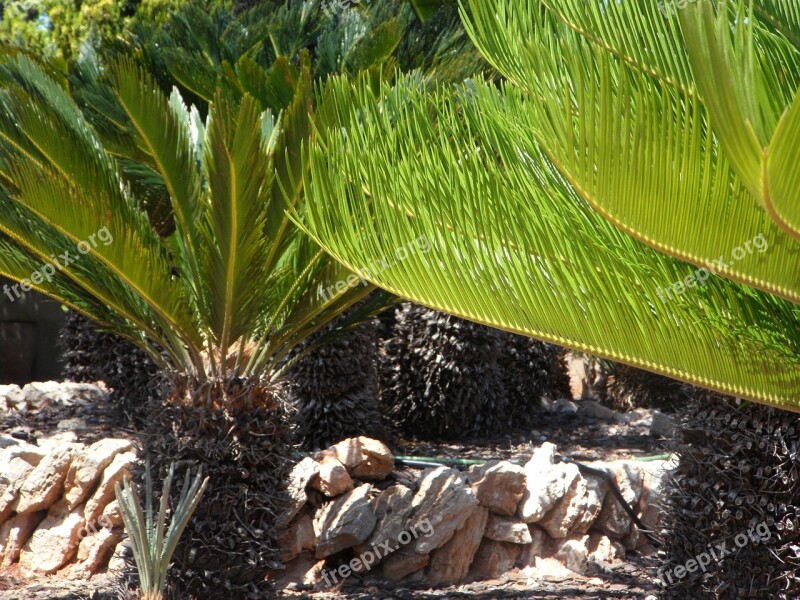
[14,444,80,514]
[484,513,533,544]
[517,525,553,567]
[537,468,587,538]
[309,456,353,498]
[278,457,319,527]
[0,443,45,524]
[84,451,136,524]
[569,475,606,535]
[0,511,45,566]
[593,461,644,538]
[279,511,317,562]
[101,500,122,527]
[586,531,624,563]
[322,437,394,480]
[407,467,479,554]
[382,547,429,582]
[354,484,412,560]
[314,484,376,558]
[19,501,85,574]
[467,460,525,516]
[21,381,107,410]
[554,535,588,574]
[64,439,134,508]
[427,506,488,584]
[69,526,123,579]
[519,457,581,525]
[469,539,522,579]
[0,385,23,409]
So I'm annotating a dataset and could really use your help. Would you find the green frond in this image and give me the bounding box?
[301,74,800,410]
[460,0,800,303]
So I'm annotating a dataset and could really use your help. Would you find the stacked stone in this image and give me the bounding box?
[275,438,671,587]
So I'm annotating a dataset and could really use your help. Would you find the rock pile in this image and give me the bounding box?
[274,438,671,587]
[0,432,134,579]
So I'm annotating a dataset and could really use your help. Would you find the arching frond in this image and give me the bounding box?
[300,74,800,410]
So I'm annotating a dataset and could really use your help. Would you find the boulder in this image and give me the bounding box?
[21,381,107,409]
[322,437,394,480]
[407,467,479,554]
[278,457,319,527]
[467,460,525,516]
[19,501,85,574]
[309,456,353,498]
[593,461,644,538]
[427,506,488,584]
[469,539,522,579]
[537,468,587,538]
[484,513,533,544]
[101,500,123,528]
[0,384,23,410]
[569,475,606,535]
[353,484,413,560]
[314,484,376,558]
[84,451,136,524]
[279,511,317,563]
[586,531,625,563]
[517,525,553,567]
[0,511,45,566]
[14,444,80,514]
[69,526,123,579]
[382,547,429,582]
[0,443,45,525]
[519,456,581,525]
[554,535,589,574]
[64,439,134,508]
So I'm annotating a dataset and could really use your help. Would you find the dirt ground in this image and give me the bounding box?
[0,394,669,600]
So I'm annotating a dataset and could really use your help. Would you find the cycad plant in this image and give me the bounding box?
[115,462,209,600]
[295,0,800,596]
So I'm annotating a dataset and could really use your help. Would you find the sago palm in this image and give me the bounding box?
[296,0,800,596]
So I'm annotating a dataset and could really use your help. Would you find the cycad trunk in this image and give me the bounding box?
[139,375,292,599]
[380,302,570,439]
[283,314,383,449]
[59,311,160,423]
[662,393,800,599]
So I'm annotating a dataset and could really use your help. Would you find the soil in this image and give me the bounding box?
[0,393,669,600]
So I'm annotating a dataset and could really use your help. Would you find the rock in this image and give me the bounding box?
[0,511,45,566]
[19,501,85,574]
[270,551,326,588]
[21,381,107,409]
[577,400,619,421]
[637,460,669,538]
[593,461,644,538]
[427,506,488,584]
[0,443,45,525]
[519,452,581,525]
[0,384,23,409]
[101,500,122,527]
[309,456,353,497]
[569,475,606,535]
[64,439,135,509]
[517,525,553,567]
[484,513,533,544]
[314,484,376,558]
[537,467,586,538]
[14,444,80,514]
[279,511,317,562]
[322,437,394,480]
[586,531,624,563]
[467,460,525,516]
[278,457,319,527]
[554,535,588,574]
[469,539,522,579]
[84,451,136,524]
[650,411,677,438]
[407,467,479,554]
[382,547,429,582]
[107,540,130,576]
[69,526,123,578]
[353,485,413,560]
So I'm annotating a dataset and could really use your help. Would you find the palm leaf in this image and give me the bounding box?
[300,74,800,410]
